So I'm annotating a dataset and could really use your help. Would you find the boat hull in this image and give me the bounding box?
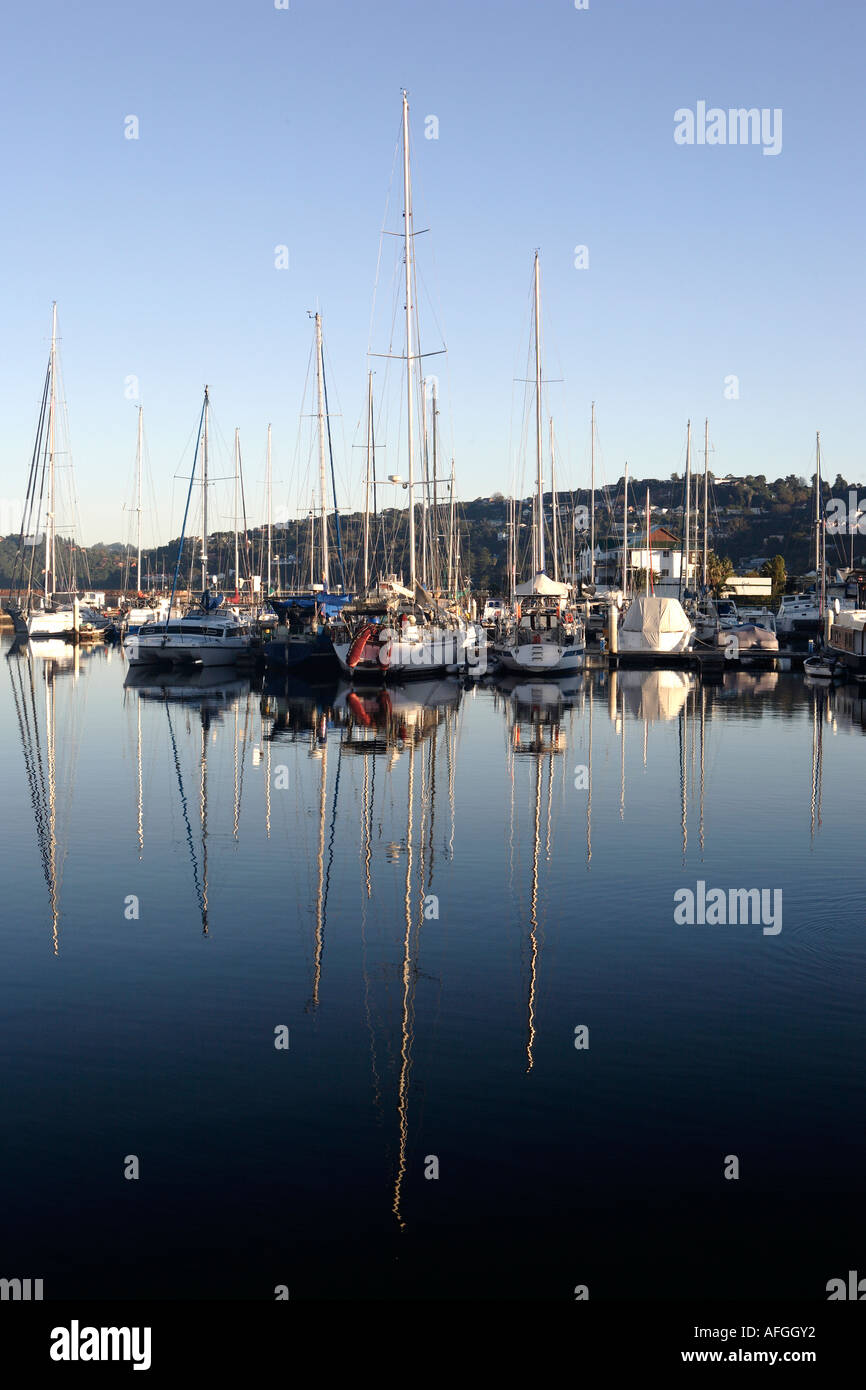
[497,641,585,675]
[263,631,339,679]
[123,633,253,667]
[334,628,463,683]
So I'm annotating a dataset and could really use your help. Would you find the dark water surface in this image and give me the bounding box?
[1,638,863,1300]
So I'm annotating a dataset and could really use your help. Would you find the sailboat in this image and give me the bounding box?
[123,387,255,668]
[264,311,352,676]
[498,254,585,676]
[332,91,462,683]
[6,304,108,641]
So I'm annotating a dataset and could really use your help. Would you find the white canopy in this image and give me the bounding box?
[514,571,570,598]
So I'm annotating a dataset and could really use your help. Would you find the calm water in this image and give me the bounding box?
[1,638,864,1301]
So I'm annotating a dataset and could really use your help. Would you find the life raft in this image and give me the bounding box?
[347,623,375,668]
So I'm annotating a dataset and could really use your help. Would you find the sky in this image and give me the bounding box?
[1,0,863,546]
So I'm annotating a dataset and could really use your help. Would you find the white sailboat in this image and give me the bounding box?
[124,387,255,668]
[6,304,107,641]
[499,253,585,676]
[332,91,461,682]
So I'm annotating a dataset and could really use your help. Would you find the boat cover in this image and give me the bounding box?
[620,596,692,643]
[514,571,570,598]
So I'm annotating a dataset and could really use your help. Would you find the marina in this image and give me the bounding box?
[1,0,863,1354]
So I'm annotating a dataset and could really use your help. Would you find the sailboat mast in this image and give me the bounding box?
[136,405,143,589]
[46,301,57,598]
[315,312,330,589]
[448,459,455,599]
[431,378,439,592]
[814,430,821,585]
[645,487,651,595]
[590,400,596,586]
[683,419,691,598]
[421,381,429,590]
[622,460,629,593]
[363,371,372,591]
[816,431,823,614]
[233,427,240,600]
[402,90,417,592]
[550,417,559,582]
[703,417,709,586]
[309,496,315,589]
[266,423,273,595]
[534,252,544,576]
[201,386,209,594]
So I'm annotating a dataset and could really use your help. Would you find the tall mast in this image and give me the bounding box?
[266,423,273,595]
[550,418,559,582]
[682,419,691,599]
[402,90,417,591]
[136,405,143,589]
[814,431,821,585]
[447,459,455,599]
[534,252,544,576]
[363,371,372,591]
[201,386,209,594]
[590,401,596,586]
[314,312,329,589]
[309,495,315,588]
[694,463,700,573]
[645,487,651,595]
[508,494,515,603]
[622,461,629,593]
[816,431,823,612]
[233,427,240,600]
[46,301,57,598]
[702,417,709,586]
[421,381,429,589]
[431,378,439,592]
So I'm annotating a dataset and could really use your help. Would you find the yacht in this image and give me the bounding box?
[824,608,866,679]
[124,593,254,669]
[332,579,462,682]
[123,387,254,669]
[776,593,821,636]
[498,253,585,676]
[616,595,694,660]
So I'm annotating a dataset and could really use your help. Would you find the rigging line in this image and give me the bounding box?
[321,350,346,590]
[167,391,207,618]
[12,359,51,600]
[367,121,403,358]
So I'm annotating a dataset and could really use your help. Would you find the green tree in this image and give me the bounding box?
[630,568,660,593]
[761,554,787,602]
[706,551,733,595]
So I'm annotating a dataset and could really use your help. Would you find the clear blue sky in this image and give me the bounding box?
[1,0,863,545]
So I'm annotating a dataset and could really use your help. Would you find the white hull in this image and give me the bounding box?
[335,627,462,681]
[27,610,77,639]
[498,641,585,674]
[124,633,253,667]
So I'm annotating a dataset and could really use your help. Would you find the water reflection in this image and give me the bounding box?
[123,665,253,935]
[8,643,866,1251]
